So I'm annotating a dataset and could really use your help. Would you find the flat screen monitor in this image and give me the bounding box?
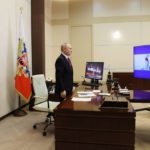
[134,45,150,79]
[85,62,104,84]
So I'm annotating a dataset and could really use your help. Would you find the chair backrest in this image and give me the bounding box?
[32,74,48,105]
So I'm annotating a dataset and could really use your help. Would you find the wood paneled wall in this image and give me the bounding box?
[113,72,150,90]
[31,0,45,75]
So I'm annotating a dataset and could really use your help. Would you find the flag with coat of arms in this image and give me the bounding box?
[15,12,32,102]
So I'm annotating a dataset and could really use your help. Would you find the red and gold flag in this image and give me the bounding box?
[15,13,32,102]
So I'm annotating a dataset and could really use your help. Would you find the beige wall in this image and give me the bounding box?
[0,0,31,117]
[45,0,52,80]
[45,0,150,81]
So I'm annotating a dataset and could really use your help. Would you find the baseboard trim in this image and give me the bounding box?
[0,103,29,121]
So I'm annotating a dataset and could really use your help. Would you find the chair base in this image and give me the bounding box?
[33,112,54,136]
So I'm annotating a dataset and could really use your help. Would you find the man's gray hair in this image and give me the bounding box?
[61,43,68,51]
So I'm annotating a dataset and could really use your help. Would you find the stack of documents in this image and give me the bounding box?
[77,91,96,97]
[92,90,101,93]
[119,88,130,95]
[99,93,111,96]
[72,97,91,102]
[71,91,96,102]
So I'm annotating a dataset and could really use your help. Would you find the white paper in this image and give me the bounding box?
[78,93,95,97]
[72,97,91,102]
[77,91,93,94]
[119,88,128,91]
[119,89,130,94]
[119,91,130,93]
[99,93,111,96]
[92,90,101,93]
[119,88,129,92]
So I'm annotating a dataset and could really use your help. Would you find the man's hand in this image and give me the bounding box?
[60,90,66,98]
[72,86,75,92]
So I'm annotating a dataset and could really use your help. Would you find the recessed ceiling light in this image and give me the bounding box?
[112,30,121,40]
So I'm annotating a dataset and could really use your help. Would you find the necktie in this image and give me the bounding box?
[68,58,72,68]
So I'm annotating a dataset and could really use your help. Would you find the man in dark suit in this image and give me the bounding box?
[55,43,73,101]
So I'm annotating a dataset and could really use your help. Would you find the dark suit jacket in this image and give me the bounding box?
[55,54,73,97]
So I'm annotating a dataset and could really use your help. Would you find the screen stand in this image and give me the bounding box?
[91,79,102,89]
[91,79,98,84]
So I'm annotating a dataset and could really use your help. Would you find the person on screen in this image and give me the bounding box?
[145,54,150,70]
[55,43,73,102]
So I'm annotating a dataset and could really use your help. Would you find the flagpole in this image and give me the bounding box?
[13,6,29,117]
[13,96,27,117]
[20,6,23,14]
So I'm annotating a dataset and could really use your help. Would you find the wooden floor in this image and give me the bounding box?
[0,103,150,150]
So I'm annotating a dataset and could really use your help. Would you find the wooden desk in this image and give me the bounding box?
[54,86,136,150]
[127,90,150,111]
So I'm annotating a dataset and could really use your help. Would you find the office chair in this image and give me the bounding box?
[32,74,60,136]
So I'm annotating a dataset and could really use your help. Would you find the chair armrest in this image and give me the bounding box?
[33,96,48,99]
[33,101,60,112]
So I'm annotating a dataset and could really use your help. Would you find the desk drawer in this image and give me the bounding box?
[55,115,135,131]
[55,128,135,145]
[55,141,134,150]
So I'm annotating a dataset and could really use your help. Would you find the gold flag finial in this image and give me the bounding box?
[20,7,23,14]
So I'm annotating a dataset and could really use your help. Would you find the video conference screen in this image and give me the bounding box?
[134,45,150,79]
[85,62,104,80]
